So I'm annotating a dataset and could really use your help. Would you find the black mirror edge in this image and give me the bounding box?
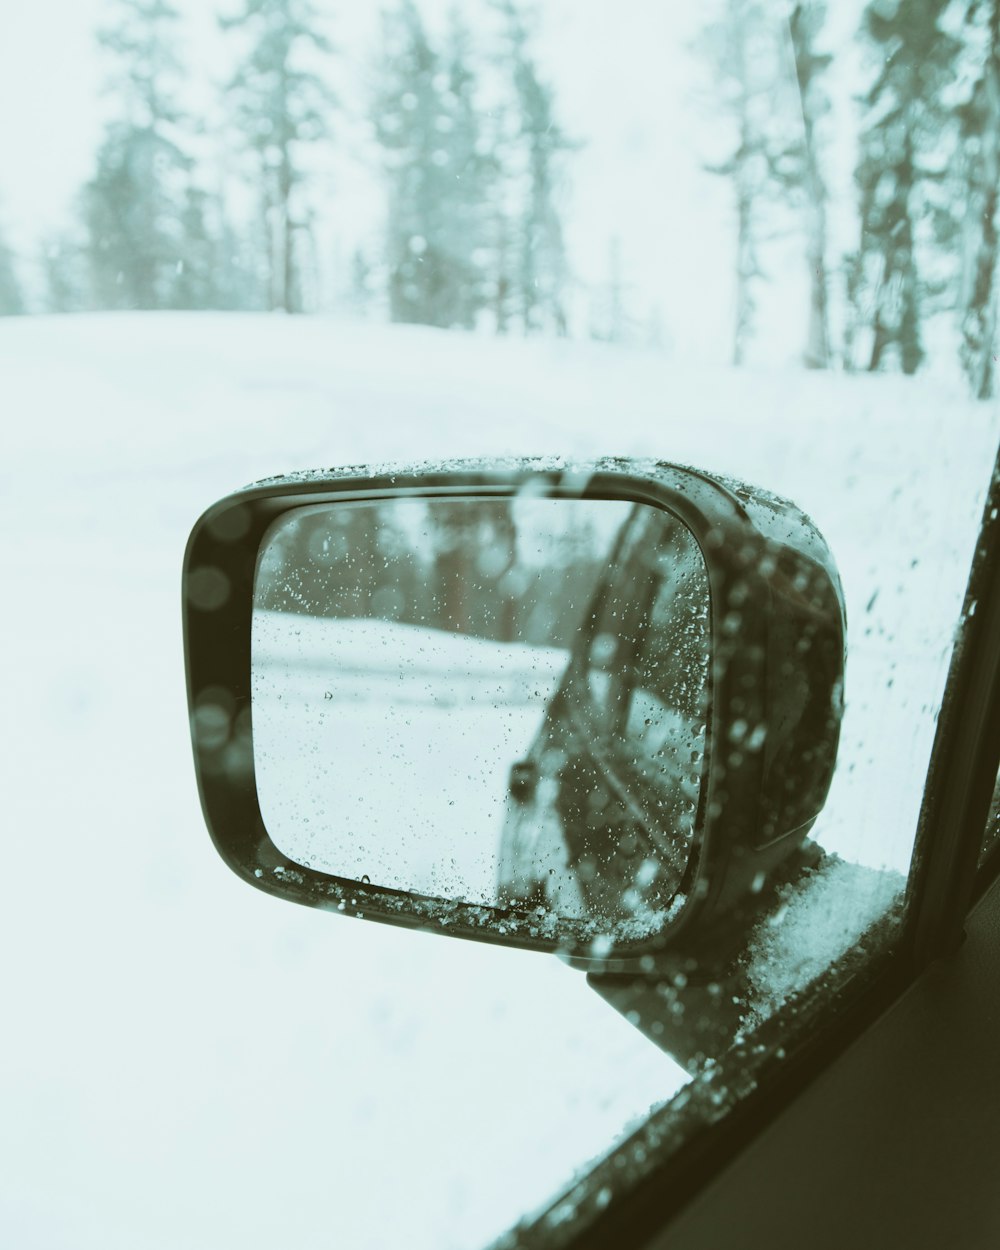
[183,457,845,973]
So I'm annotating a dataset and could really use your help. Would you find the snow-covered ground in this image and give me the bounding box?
[2,312,997,1250]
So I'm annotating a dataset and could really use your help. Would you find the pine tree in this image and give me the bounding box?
[374,1,446,326]
[425,499,517,639]
[494,0,571,336]
[173,187,263,311]
[0,221,25,315]
[41,233,89,313]
[855,0,961,375]
[590,236,635,344]
[374,3,494,328]
[698,0,805,366]
[348,246,375,318]
[841,248,864,371]
[441,10,498,329]
[82,0,194,309]
[956,0,1000,399]
[221,0,335,314]
[788,2,833,368]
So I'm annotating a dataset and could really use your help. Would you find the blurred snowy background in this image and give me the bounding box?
[0,0,997,391]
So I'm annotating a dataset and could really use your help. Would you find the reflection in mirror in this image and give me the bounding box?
[252,495,710,938]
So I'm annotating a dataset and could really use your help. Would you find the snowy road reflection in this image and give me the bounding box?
[253,614,565,898]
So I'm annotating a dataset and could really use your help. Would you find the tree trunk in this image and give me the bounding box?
[494,210,511,334]
[898,124,922,376]
[804,199,831,369]
[868,306,890,372]
[789,4,831,369]
[732,26,755,369]
[734,180,755,368]
[868,123,921,375]
[279,144,296,313]
[962,0,1000,400]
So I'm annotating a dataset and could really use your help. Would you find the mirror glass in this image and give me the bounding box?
[252,494,710,936]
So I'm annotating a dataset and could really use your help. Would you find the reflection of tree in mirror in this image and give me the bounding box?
[257,502,422,619]
[0,216,25,315]
[254,498,629,651]
[426,499,517,639]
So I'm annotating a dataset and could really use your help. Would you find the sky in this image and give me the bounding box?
[0,0,870,365]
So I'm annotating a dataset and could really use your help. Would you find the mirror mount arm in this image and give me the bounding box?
[586,842,825,1072]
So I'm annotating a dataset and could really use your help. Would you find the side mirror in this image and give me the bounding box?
[184,458,845,972]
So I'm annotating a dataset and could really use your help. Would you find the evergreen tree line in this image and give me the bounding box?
[257,500,609,649]
[0,0,569,333]
[0,0,996,398]
[701,0,999,397]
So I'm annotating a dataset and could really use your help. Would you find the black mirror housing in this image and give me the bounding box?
[183,457,845,972]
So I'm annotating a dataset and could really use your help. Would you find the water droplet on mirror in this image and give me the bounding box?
[361,874,371,885]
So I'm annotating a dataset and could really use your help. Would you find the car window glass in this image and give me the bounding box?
[3,2,999,1249]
